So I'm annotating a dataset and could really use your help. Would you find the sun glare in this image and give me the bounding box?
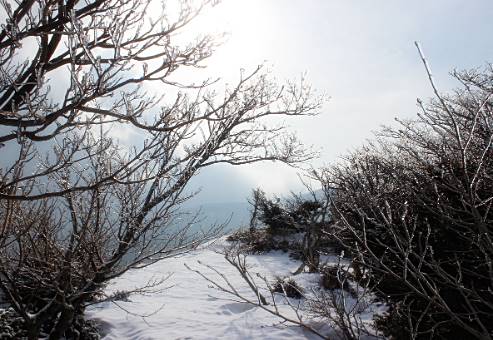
[188,1,275,78]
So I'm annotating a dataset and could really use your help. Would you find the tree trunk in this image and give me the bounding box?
[27,324,42,340]
[49,305,75,340]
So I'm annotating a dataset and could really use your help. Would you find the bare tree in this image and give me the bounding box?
[315,49,493,339]
[0,0,321,337]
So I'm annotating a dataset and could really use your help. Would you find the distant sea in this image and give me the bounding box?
[177,201,251,236]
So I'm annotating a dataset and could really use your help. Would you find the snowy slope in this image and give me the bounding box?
[87,239,381,340]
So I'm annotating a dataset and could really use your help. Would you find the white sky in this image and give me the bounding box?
[5,0,491,204]
[184,0,493,203]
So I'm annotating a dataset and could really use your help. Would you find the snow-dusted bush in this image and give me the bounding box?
[318,66,493,339]
[0,308,28,339]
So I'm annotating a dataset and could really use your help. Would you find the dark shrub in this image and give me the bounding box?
[319,266,356,298]
[106,290,131,302]
[256,193,333,272]
[322,68,493,339]
[272,277,304,299]
[258,197,299,235]
[226,229,276,254]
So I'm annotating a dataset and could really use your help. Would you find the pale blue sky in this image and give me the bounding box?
[186,0,493,203]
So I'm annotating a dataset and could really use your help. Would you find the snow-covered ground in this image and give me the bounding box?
[87,239,382,340]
